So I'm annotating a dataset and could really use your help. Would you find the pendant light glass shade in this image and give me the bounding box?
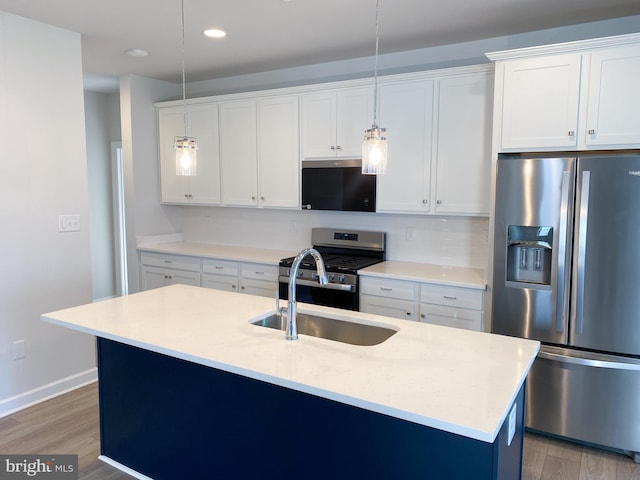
[362,126,387,174]
[362,0,387,175]
[175,136,198,176]
[175,0,198,176]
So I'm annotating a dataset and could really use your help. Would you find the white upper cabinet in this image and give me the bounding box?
[499,54,582,150]
[434,71,493,215]
[301,87,373,159]
[158,103,221,205]
[220,99,258,206]
[376,79,435,213]
[257,95,300,209]
[489,34,640,152]
[376,66,493,216]
[585,46,640,147]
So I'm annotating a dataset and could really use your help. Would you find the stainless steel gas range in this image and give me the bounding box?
[278,228,386,311]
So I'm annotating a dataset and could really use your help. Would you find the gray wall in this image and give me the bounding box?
[0,12,97,414]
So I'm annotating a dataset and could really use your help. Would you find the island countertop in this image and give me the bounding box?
[41,284,538,443]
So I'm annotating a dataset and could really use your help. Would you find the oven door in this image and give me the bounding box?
[278,281,358,311]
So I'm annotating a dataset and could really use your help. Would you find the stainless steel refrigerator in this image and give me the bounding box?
[492,151,640,461]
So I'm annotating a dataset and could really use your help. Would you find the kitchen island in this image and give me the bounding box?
[42,284,539,480]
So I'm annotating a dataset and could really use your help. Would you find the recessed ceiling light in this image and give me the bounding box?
[204,28,226,39]
[125,48,149,57]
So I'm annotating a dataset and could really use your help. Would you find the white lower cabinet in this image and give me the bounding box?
[239,263,278,297]
[139,252,278,298]
[202,258,239,293]
[140,253,201,290]
[360,276,484,331]
[359,277,418,321]
[419,284,484,331]
[201,259,278,297]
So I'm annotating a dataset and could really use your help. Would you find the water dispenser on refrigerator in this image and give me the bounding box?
[506,226,553,286]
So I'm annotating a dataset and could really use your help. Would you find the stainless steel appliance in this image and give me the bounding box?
[279,228,385,310]
[492,151,640,461]
[301,159,376,212]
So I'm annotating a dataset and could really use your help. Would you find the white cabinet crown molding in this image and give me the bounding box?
[486,32,640,61]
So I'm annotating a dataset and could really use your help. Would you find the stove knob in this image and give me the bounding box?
[338,275,345,283]
[298,270,304,278]
[328,274,335,282]
[312,272,318,280]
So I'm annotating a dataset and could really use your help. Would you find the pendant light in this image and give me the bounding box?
[175,0,198,176]
[362,0,387,175]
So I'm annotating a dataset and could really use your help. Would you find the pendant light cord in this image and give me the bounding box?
[181,0,188,136]
[373,0,380,127]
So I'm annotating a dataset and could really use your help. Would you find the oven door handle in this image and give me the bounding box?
[279,277,356,292]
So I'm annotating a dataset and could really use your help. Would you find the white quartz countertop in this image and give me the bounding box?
[138,241,293,265]
[41,285,537,443]
[359,261,486,289]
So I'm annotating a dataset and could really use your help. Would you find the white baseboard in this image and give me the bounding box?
[0,368,98,418]
[98,456,153,480]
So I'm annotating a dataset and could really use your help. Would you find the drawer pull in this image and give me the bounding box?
[380,287,393,291]
[443,295,457,300]
[164,260,172,264]
[215,266,224,270]
[255,271,264,275]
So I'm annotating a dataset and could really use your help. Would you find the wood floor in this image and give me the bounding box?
[2,382,640,479]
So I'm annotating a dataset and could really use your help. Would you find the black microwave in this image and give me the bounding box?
[301,159,376,212]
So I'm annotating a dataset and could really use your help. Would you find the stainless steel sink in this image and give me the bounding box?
[250,312,397,346]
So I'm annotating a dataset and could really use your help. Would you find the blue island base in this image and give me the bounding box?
[97,338,524,479]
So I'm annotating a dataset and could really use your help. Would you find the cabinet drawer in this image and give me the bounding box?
[140,252,201,272]
[241,263,278,281]
[360,295,416,321]
[240,278,278,298]
[202,259,239,276]
[419,304,483,331]
[420,284,483,310]
[360,277,417,301]
[202,273,238,292]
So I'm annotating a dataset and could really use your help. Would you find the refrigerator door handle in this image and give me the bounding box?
[538,350,640,371]
[572,170,590,335]
[556,171,572,334]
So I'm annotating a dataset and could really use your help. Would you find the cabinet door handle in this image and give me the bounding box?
[568,130,575,137]
[336,145,342,150]
[422,199,428,204]
[241,286,245,290]
[443,295,457,300]
[588,129,595,135]
[260,196,265,201]
[330,146,336,150]
[380,287,393,291]
[436,200,442,205]
[251,196,256,200]
[421,313,426,319]
[406,312,412,316]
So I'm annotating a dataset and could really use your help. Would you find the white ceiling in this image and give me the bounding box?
[1,0,640,87]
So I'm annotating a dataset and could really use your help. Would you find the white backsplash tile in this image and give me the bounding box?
[180,207,489,269]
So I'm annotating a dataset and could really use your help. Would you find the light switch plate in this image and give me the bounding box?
[59,214,80,232]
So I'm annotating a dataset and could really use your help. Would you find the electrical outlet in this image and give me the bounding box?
[507,403,517,446]
[59,214,80,232]
[13,339,26,360]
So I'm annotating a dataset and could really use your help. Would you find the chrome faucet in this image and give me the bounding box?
[286,247,328,340]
